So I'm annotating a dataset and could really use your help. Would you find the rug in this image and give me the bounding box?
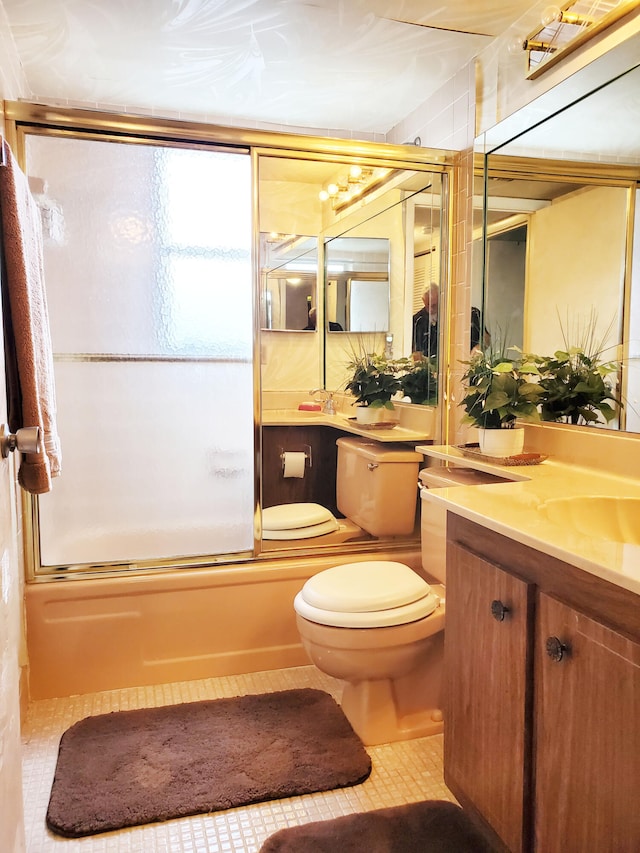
[259,800,495,852]
[46,688,371,838]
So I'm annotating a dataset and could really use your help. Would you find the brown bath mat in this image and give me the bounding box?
[46,688,371,838]
[259,799,495,852]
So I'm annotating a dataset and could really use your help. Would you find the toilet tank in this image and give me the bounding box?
[336,437,422,537]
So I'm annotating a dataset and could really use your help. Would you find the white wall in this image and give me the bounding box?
[525,185,627,360]
[0,4,29,850]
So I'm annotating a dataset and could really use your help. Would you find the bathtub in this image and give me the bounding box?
[25,546,422,699]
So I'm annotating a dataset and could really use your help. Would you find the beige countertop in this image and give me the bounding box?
[416,444,640,598]
[262,409,435,443]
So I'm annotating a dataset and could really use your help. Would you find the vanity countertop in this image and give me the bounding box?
[262,410,434,442]
[416,444,640,598]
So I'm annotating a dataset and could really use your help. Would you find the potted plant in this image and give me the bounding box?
[396,355,438,406]
[345,351,401,426]
[459,347,544,456]
[523,315,621,427]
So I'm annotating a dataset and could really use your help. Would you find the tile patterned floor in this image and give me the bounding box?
[22,666,455,852]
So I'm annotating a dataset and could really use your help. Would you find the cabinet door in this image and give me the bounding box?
[534,593,640,853]
[445,543,534,853]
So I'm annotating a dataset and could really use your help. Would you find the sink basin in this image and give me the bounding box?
[539,496,640,545]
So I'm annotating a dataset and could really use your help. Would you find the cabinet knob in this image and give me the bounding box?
[490,600,509,622]
[545,636,570,662]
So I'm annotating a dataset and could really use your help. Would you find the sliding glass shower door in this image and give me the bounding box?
[24,132,255,572]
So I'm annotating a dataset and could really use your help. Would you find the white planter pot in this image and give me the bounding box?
[355,405,398,427]
[478,427,525,458]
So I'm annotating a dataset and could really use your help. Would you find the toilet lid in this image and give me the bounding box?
[262,503,335,530]
[294,589,441,628]
[263,518,339,540]
[301,561,431,612]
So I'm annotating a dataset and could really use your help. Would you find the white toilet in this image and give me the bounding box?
[293,437,445,746]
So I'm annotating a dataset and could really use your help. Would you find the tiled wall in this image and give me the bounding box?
[387,62,477,446]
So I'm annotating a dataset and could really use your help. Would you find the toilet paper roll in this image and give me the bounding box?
[282,451,306,478]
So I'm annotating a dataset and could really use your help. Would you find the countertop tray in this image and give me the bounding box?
[455,444,549,466]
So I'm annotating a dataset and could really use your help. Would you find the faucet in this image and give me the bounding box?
[309,389,337,415]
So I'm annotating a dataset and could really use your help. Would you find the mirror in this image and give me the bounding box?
[476,56,640,433]
[260,233,318,331]
[324,237,390,333]
[257,152,447,556]
[258,155,445,394]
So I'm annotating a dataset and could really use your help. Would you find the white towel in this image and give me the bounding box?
[0,138,61,493]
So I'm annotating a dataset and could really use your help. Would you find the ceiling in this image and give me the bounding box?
[2,0,537,136]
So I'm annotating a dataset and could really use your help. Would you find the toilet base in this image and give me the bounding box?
[341,677,443,746]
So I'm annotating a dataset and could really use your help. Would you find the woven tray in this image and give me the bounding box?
[456,444,548,466]
[346,418,398,430]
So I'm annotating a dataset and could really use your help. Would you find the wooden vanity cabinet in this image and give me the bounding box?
[444,515,640,853]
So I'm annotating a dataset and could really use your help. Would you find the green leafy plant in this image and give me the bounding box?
[459,348,544,429]
[523,311,621,426]
[529,348,620,425]
[345,352,401,409]
[396,355,438,405]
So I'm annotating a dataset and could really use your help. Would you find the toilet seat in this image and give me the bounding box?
[263,503,335,530]
[263,518,339,540]
[262,503,339,540]
[302,561,430,611]
[294,589,440,628]
[295,560,440,628]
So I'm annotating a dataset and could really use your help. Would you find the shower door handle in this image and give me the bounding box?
[0,424,41,458]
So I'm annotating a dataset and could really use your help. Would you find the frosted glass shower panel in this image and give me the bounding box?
[26,137,252,357]
[27,134,255,568]
[38,360,254,566]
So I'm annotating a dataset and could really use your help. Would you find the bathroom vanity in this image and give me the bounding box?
[446,515,639,853]
[418,444,640,853]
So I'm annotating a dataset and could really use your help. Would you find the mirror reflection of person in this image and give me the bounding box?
[471,306,491,351]
[412,284,439,358]
[303,307,343,331]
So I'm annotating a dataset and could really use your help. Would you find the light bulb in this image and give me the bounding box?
[349,165,362,179]
[327,183,339,197]
[507,35,526,55]
[542,5,561,26]
[318,189,329,201]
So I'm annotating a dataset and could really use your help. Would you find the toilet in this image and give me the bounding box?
[294,458,502,746]
[293,436,445,746]
[263,437,422,541]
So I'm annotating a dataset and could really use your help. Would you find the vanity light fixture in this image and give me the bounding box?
[541,4,594,26]
[517,0,639,78]
[318,166,393,211]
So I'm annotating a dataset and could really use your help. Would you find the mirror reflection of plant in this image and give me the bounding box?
[523,310,621,426]
[527,348,620,425]
[459,347,544,430]
[344,352,401,409]
[395,355,438,405]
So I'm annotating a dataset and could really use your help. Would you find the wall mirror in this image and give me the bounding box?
[324,236,390,333]
[258,152,447,556]
[260,233,318,331]
[258,154,445,395]
[476,56,640,433]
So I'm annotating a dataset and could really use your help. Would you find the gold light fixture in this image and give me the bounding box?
[514,0,639,78]
[318,166,393,210]
[541,4,595,26]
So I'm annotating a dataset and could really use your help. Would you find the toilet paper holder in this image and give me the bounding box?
[279,445,312,473]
